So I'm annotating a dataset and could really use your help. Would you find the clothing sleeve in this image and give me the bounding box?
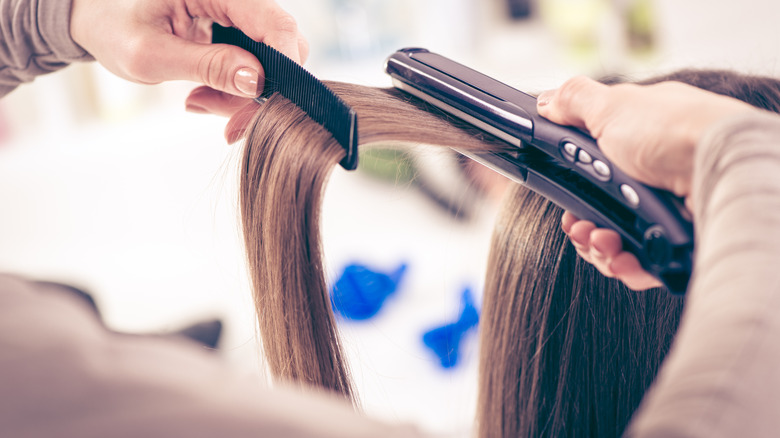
[625,112,780,437]
[0,0,93,98]
[0,275,431,438]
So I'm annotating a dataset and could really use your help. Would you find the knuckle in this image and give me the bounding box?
[196,46,231,90]
[550,75,598,127]
[556,75,591,106]
[575,249,592,263]
[269,8,299,35]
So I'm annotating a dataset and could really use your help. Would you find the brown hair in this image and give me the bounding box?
[238,71,780,433]
[239,84,506,402]
[477,187,682,437]
[475,69,780,436]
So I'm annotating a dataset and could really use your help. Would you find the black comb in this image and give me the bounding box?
[212,24,359,170]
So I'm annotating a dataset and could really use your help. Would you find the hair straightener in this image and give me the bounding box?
[385,48,693,294]
[212,26,692,294]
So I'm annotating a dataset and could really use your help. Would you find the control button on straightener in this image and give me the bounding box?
[562,142,578,158]
[577,150,593,164]
[620,184,640,208]
[592,160,611,178]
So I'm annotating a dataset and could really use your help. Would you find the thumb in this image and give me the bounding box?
[147,34,266,98]
[536,76,609,132]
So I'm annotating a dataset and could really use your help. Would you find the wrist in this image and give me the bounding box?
[34,0,93,62]
[68,0,92,56]
[671,98,759,197]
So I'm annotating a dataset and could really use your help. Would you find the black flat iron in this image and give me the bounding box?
[385,48,693,294]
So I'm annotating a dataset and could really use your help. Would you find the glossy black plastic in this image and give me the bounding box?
[386,48,693,293]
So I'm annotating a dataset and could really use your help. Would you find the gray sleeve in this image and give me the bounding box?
[625,112,780,437]
[0,275,431,438]
[0,0,93,97]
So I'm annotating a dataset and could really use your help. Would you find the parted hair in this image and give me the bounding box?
[238,70,780,436]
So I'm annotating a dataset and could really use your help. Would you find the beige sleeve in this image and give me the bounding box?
[0,275,430,438]
[0,0,93,97]
[626,112,780,437]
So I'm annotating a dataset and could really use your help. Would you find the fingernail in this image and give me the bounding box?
[537,90,554,107]
[185,104,209,114]
[234,68,259,97]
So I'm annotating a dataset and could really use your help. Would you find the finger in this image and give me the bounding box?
[186,86,252,117]
[610,253,664,290]
[187,16,213,44]
[561,211,580,235]
[573,246,593,265]
[586,242,616,278]
[684,196,695,214]
[140,33,266,97]
[568,220,597,250]
[225,102,261,144]
[589,228,623,259]
[567,221,615,278]
[298,34,310,65]
[229,4,304,64]
[587,233,618,278]
[574,244,615,279]
[537,76,609,131]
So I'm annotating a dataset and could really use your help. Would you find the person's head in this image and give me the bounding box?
[236,69,780,434]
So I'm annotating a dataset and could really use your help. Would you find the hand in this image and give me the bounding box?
[562,211,663,290]
[537,76,756,289]
[70,0,309,104]
[538,76,754,197]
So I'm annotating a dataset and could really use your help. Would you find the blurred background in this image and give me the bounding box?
[2,0,780,436]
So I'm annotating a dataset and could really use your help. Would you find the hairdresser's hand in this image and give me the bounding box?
[561,211,663,290]
[70,0,308,100]
[537,76,756,290]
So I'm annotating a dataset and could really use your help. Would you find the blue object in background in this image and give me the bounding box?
[422,288,480,369]
[331,262,407,320]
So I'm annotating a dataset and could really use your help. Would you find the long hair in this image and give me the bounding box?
[239,84,506,402]
[477,187,682,437]
[476,69,780,437]
[237,70,780,434]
